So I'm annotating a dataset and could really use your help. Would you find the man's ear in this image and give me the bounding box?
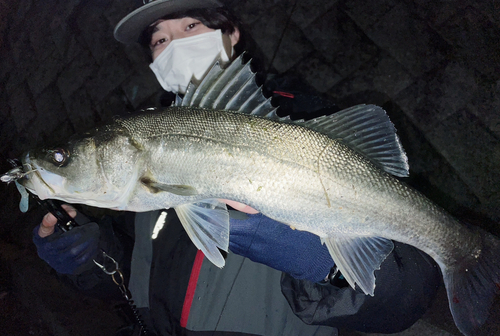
[229,27,240,47]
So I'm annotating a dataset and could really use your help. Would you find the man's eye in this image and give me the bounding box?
[152,38,167,48]
[186,22,200,31]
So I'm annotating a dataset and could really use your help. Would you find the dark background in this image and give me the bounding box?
[0,0,499,335]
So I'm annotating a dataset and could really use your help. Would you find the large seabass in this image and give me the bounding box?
[17,56,500,336]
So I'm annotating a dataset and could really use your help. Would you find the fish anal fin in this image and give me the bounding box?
[322,235,394,296]
[175,199,230,268]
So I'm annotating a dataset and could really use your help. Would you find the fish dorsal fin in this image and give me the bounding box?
[322,235,394,296]
[175,57,408,177]
[296,105,409,177]
[175,199,230,268]
[175,54,280,120]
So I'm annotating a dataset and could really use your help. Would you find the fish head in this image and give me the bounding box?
[19,126,143,209]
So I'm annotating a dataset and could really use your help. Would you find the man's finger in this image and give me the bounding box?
[220,199,259,214]
[39,204,77,238]
[39,214,56,237]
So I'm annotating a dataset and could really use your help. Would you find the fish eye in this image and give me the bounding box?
[49,148,70,167]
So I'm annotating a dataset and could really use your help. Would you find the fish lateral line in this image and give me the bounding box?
[317,143,333,208]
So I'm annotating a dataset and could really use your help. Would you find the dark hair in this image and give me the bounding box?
[138,7,242,51]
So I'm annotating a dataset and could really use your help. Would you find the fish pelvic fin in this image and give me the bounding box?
[322,235,394,296]
[443,231,500,336]
[175,199,230,268]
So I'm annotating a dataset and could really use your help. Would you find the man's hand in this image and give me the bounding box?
[33,205,100,275]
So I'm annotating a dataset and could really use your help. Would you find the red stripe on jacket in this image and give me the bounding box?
[180,250,205,328]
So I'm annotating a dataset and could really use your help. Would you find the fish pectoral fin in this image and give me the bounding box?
[140,177,198,196]
[322,235,394,296]
[175,199,230,268]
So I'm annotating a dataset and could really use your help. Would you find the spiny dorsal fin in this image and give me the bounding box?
[175,56,408,177]
[175,54,280,120]
[295,105,409,177]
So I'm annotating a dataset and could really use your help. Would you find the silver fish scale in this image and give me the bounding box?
[118,107,330,217]
[318,140,480,264]
[116,107,477,265]
[118,107,329,171]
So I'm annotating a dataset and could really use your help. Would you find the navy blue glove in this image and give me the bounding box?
[33,217,100,275]
[229,213,334,282]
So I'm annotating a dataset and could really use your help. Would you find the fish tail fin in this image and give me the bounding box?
[443,231,500,336]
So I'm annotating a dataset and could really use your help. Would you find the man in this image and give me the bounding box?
[34,1,441,335]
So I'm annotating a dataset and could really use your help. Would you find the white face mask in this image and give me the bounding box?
[149,29,232,94]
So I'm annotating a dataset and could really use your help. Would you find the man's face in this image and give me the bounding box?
[149,17,215,60]
[149,17,240,61]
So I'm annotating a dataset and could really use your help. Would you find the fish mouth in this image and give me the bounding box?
[19,152,57,200]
